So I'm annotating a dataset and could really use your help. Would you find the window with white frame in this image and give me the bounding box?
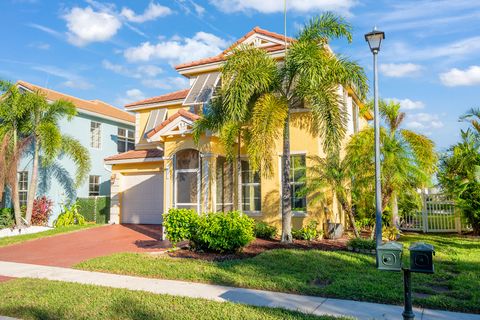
[352,101,360,133]
[290,154,307,212]
[18,171,28,207]
[117,128,135,153]
[89,175,101,196]
[241,160,261,212]
[216,156,233,212]
[90,121,101,149]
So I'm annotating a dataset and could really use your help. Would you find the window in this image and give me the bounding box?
[290,155,307,212]
[117,128,135,153]
[352,101,360,133]
[89,175,101,196]
[18,171,28,207]
[175,149,200,211]
[216,157,233,212]
[90,121,101,149]
[241,161,261,212]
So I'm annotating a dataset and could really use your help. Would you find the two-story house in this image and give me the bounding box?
[105,27,371,229]
[7,81,135,221]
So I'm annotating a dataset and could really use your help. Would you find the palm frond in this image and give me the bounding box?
[401,129,437,176]
[60,135,91,186]
[37,122,62,165]
[297,12,352,43]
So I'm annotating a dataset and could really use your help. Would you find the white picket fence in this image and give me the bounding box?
[400,191,471,233]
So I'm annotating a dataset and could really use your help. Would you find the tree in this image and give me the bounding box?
[460,108,480,134]
[438,130,480,235]
[304,152,360,238]
[347,101,437,235]
[196,13,368,243]
[20,90,91,225]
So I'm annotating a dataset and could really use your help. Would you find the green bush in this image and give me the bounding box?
[254,221,277,239]
[54,203,87,227]
[163,208,199,246]
[77,197,110,224]
[193,211,255,253]
[347,238,376,250]
[0,208,15,229]
[292,221,321,241]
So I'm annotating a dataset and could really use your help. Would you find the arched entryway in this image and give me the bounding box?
[173,149,200,211]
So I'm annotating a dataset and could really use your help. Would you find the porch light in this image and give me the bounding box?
[365,27,385,53]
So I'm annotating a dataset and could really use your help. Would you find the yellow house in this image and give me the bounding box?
[105,27,370,231]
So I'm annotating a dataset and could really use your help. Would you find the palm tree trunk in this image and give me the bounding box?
[340,200,359,238]
[25,137,39,225]
[391,192,400,230]
[12,125,23,228]
[236,132,242,211]
[281,114,292,243]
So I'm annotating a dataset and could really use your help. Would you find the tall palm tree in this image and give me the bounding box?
[347,100,437,235]
[304,152,361,238]
[195,13,368,243]
[460,108,480,134]
[21,90,91,225]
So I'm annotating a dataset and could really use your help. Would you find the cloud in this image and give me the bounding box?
[439,66,480,87]
[28,23,62,38]
[405,112,444,131]
[388,98,425,110]
[380,63,422,78]
[142,77,189,90]
[116,88,146,106]
[102,60,163,78]
[32,65,93,90]
[121,2,172,23]
[63,6,122,46]
[209,0,357,16]
[124,32,227,64]
[29,42,50,50]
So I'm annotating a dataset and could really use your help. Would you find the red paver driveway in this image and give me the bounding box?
[0,224,171,267]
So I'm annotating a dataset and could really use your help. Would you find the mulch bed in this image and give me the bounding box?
[167,237,349,262]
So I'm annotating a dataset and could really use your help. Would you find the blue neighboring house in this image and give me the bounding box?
[3,80,135,221]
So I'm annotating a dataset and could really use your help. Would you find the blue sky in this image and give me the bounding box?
[1,0,479,150]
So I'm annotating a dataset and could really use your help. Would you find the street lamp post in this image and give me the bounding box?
[365,27,385,254]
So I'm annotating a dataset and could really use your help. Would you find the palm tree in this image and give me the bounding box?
[196,13,368,243]
[304,152,361,238]
[460,108,480,134]
[347,100,437,235]
[23,90,91,225]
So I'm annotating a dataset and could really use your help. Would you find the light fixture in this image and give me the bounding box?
[365,27,385,53]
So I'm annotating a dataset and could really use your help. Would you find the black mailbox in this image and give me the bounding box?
[409,242,435,274]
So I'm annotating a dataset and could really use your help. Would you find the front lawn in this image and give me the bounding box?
[0,278,341,320]
[77,233,480,313]
[0,224,101,247]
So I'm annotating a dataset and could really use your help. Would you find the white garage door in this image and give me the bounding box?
[122,173,164,224]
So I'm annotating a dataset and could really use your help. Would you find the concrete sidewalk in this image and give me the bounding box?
[0,261,478,320]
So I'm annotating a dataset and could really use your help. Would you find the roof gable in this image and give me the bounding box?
[146,109,200,140]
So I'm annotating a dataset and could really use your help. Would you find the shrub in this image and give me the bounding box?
[192,211,255,253]
[254,221,277,239]
[347,238,376,250]
[0,208,15,229]
[292,221,321,241]
[355,217,372,231]
[383,226,401,241]
[31,196,53,226]
[54,203,86,227]
[77,197,111,224]
[163,208,199,246]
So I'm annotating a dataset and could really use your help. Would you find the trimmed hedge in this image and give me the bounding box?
[163,209,255,253]
[77,197,110,224]
[254,221,277,239]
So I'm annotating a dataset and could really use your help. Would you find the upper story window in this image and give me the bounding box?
[89,175,100,196]
[241,160,261,213]
[18,171,28,207]
[290,154,307,212]
[117,128,135,153]
[90,121,101,149]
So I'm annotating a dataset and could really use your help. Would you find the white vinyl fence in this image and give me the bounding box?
[400,191,471,233]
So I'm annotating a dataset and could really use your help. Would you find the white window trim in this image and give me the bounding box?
[89,175,101,197]
[173,153,201,213]
[18,171,28,207]
[240,159,261,214]
[278,153,308,217]
[90,121,102,150]
[117,127,135,153]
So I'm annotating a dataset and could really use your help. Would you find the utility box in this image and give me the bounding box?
[377,241,404,271]
[409,242,435,274]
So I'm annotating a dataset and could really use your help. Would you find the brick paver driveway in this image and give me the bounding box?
[0,224,170,267]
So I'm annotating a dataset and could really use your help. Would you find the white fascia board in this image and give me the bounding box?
[105,157,165,165]
[147,116,195,142]
[77,109,134,126]
[125,99,185,111]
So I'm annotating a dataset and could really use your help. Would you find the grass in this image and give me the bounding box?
[0,224,101,247]
[0,278,343,320]
[77,233,480,314]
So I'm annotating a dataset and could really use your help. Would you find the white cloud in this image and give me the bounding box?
[32,65,93,90]
[62,79,93,90]
[63,6,121,46]
[380,63,422,78]
[28,23,63,38]
[102,60,163,78]
[29,42,50,50]
[116,88,146,106]
[209,0,357,16]
[405,112,444,130]
[121,2,172,23]
[439,66,480,87]
[142,77,189,90]
[124,32,227,64]
[388,98,425,110]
